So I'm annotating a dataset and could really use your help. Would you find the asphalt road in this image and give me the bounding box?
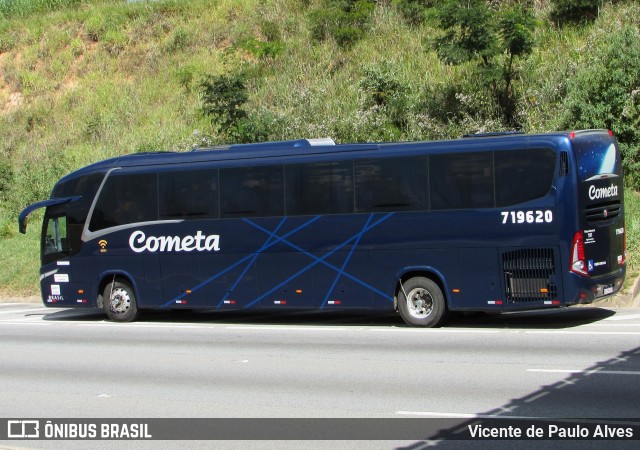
[0,303,639,449]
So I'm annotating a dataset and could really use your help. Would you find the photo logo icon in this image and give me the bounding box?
[7,420,40,438]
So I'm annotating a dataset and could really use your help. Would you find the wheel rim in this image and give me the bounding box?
[406,287,434,319]
[109,287,131,315]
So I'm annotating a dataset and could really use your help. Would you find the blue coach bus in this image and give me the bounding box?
[19,130,626,327]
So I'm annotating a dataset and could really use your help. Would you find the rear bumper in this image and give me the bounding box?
[572,267,626,304]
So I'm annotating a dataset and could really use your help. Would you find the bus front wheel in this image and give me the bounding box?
[102,280,140,322]
[398,277,447,327]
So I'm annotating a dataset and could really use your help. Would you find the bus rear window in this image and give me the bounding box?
[573,133,621,181]
[495,148,556,207]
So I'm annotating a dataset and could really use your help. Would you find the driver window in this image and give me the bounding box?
[44,216,68,255]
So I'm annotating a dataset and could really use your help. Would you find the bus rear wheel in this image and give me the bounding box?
[102,280,140,322]
[398,277,447,327]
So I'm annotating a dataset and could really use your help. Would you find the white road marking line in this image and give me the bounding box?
[0,307,50,315]
[2,321,640,336]
[224,325,360,332]
[603,313,640,321]
[371,328,502,334]
[395,411,542,420]
[527,368,640,376]
[78,323,201,329]
[525,331,640,335]
[523,391,549,403]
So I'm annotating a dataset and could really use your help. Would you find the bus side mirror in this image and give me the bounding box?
[19,215,28,234]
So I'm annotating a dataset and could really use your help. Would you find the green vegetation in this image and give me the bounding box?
[625,189,640,291]
[0,0,639,296]
[431,0,535,127]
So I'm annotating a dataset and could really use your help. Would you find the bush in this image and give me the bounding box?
[85,7,128,43]
[418,83,468,124]
[309,0,376,48]
[0,159,14,204]
[358,63,409,131]
[394,0,435,26]
[550,0,602,27]
[415,82,504,138]
[199,73,249,141]
[0,0,85,19]
[238,37,283,60]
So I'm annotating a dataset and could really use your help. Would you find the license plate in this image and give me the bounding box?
[603,285,614,295]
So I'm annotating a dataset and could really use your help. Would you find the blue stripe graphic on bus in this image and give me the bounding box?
[320,213,374,309]
[217,216,288,308]
[163,213,393,309]
[163,215,323,307]
[241,213,393,309]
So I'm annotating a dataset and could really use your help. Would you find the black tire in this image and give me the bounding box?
[397,276,447,327]
[102,280,140,322]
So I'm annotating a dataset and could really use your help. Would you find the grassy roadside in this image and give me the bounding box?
[623,189,640,294]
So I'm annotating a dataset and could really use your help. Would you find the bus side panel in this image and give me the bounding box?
[248,215,379,310]
[39,261,86,307]
[190,254,259,310]
[455,248,501,310]
[142,254,163,306]
[256,252,318,308]
[159,253,206,308]
[368,248,459,309]
[95,254,148,306]
[321,252,376,309]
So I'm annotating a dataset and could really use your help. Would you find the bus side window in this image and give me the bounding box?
[430,152,494,210]
[355,156,428,212]
[220,165,284,218]
[89,172,158,231]
[159,169,219,220]
[285,161,354,216]
[495,149,556,206]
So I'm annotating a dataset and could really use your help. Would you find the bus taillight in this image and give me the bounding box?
[621,228,627,265]
[570,231,589,277]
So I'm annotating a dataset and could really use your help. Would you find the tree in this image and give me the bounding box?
[433,0,535,128]
[199,73,248,137]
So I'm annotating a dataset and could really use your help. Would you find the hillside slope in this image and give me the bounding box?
[0,0,639,295]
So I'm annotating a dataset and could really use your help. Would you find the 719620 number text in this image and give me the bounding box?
[501,210,553,224]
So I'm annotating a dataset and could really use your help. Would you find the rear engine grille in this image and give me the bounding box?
[503,248,557,302]
[585,201,621,222]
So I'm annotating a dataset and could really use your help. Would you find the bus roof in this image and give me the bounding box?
[56,130,612,185]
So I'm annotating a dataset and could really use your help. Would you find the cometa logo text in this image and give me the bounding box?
[588,184,618,200]
[129,230,220,253]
